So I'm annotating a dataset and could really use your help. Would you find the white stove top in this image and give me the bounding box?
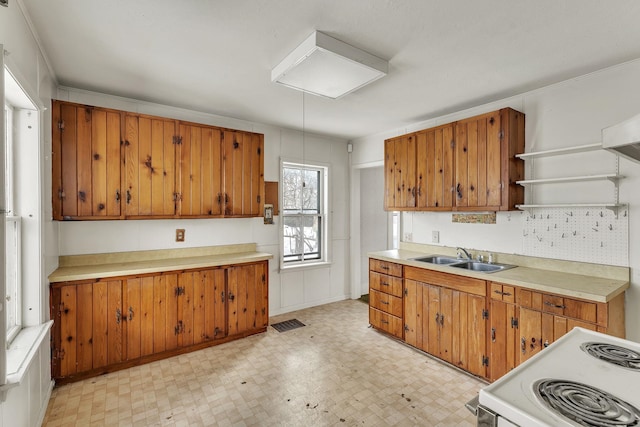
[479,327,640,427]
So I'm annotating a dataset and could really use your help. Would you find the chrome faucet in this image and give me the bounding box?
[456,247,473,260]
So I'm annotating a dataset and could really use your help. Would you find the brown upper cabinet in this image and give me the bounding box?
[415,123,455,210]
[52,102,123,219]
[51,100,264,220]
[222,130,264,217]
[177,123,223,217]
[384,133,417,210]
[383,107,525,212]
[124,114,178,218]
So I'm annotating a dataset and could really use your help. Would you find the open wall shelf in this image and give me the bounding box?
[516,143,623,213]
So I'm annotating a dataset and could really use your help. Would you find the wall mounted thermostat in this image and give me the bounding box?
[264,204,274,224]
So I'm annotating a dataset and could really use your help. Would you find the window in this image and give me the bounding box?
[281,161,328,266]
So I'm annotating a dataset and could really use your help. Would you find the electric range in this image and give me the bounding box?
[476,327,640,427]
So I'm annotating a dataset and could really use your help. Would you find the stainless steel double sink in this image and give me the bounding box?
[410,255,517,274]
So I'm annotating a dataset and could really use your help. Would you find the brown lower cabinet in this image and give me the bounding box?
[50,261,268,384]
[404,268,487,378]
[368,259,404,339]
[369,259,626,383]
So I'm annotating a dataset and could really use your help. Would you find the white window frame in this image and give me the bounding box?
[4,216,21,343]
[280,159,329,269]
[5,93,22,344]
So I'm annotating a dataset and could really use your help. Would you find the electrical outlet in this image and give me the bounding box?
[176,229,185,242]
[432,230,440,243]
[404,233,413,242]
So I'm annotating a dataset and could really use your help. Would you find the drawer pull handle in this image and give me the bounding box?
[544,301,566,309]
[380,265,389,270]
[381,319,389,325]
[380,282,389,286]
[491,327,496,342]
[494,290,512,296]
[381,301,389,305]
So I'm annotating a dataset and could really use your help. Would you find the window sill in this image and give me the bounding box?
[1,320,53,401]
[280,261,333,272]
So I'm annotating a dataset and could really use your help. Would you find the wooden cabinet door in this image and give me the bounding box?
[454,111,501,209]
[489,299,518,381]
[123,276,156,359]
[452,292,486,378]
[177,124,223,217]
[191,268,227,343]
[384,134,417,210]
[52,101,122,219]
[227,262,268,335]
[52,281,123,378]
[519,307,544,364]
[416,124,455,209]
[403,279,424,349]
[124,114,177,217]
[222,131,264,217]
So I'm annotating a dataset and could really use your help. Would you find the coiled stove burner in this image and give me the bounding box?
[581,342,640,370]
[534,379,640,427]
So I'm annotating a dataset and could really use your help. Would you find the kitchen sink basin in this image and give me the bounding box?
[411,255,462,265]
[448,261,516,273]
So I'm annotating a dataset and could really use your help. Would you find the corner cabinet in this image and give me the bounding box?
[383,107,524,212]
[50,260,268,384]
[51,100,264,220]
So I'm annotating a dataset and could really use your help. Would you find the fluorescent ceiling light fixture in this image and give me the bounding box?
[271,31,388,99]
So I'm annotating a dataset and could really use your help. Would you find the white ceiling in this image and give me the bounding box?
[20,0,640,140]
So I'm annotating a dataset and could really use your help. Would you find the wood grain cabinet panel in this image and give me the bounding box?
[384,134,417,210]
[383,107,524,212]
[177,124,223,217]
[415,124,455,209]
[50,261,268,384]
[52,100,265,220]
[222,130,265,217]
[227,262,268,336]
[51,280,124,380]
[52,101,122,220]
[124,114,177,217]
[369,260,404,339]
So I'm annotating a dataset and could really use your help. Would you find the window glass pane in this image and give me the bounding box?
[283,215,302,261]
[302,169,319,213]
[282,167,302,212]
[301,216,320,260]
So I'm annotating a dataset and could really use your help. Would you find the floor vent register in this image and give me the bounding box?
[271,319,305,333]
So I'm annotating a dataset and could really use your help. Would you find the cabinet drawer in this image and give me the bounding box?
[369,259,403,277]
[490,282,515,303]
[517,289,597,324]
[369,289,403,317]
[404,266,486,297]
[369,271,403,298]
[369,307,403,339]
